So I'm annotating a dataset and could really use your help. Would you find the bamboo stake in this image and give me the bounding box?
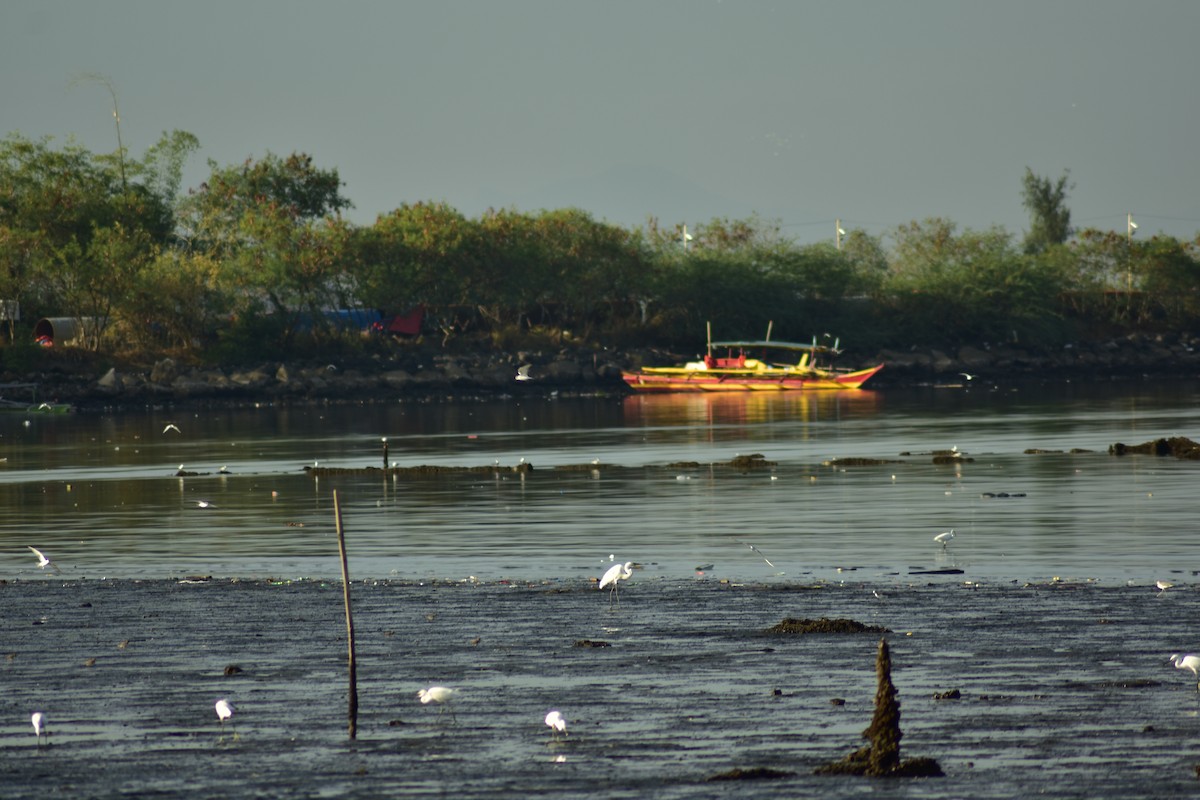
[334,490,358,739]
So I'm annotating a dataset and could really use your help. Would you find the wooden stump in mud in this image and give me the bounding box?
[814,639,943,778]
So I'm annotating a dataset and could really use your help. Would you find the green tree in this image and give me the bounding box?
[1020,168,1073,254]
[181,152,354,347]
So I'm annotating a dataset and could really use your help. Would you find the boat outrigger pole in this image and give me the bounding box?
[765,320,773,342]
[706,320,713,361]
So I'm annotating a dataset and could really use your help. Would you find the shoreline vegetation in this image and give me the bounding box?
[6,330,1198,410]
[4,134,1200,409]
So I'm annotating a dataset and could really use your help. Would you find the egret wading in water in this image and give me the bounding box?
[934,530,955,549]
[28,546,62,574]
[31,712,47,746]
[418,686,457,721]
[544,710,567,740]
[215,698,236,736]
[1169,654,1200,690]
[599,561,633,608]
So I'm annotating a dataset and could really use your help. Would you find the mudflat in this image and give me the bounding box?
[2,576,1197,798]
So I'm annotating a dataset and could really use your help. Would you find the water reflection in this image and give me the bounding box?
[622,390,883,428]
[0,382,1198,581]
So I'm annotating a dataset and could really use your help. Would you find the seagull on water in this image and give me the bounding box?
[599,561,633,608]
[934,530,955,548]
[545,710,567,739]
[28,546,62,574]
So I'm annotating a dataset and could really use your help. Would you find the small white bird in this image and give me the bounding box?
[215,698,235,728]
[1156,580,1174,595]
[515,365,533,381]
[196,500,217,509]
[31,711,47,745]
[544,710,567,739]
[599,561,633,608]
[1169,653,1200,689]
[28,546,62,574]
[934,530,955,548]
[163,423,181,434]
[742,541,775,567]
[960,372,977,382]
[418,686,457,720]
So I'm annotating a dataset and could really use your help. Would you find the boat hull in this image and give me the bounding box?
[621,364,884,392]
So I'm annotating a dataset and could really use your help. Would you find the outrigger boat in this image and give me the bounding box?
[622,324,883,393]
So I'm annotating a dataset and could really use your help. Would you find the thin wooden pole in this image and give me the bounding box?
[334,490,358,739]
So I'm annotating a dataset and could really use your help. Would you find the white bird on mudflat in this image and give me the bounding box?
[599,561,633,608]
[1169,653,1200,690]
[934,530,955,548]
[418,686,457,720]
[545,710,567,739]
[31,711,47,745]
[28,546,62,574]
[1156,580,1175,595]
[215,698,235,729]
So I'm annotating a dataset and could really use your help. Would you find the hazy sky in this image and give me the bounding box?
[4,0,1198,244]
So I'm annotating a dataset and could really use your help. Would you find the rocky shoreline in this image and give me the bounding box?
[7,331,1200,410]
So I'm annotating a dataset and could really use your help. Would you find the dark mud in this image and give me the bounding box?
[3,577,1200,798]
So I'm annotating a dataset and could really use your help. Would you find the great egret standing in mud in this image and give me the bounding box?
[215,698,235,734]
[418,686,458,721]
[544,710,567,739]
[31,712,47,745]
[1169,654,1200,690]
[600,561,633,608]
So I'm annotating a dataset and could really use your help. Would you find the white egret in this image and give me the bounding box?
[1169,653,1200,690]
[28,546,62,574]
[544,710,567,739]
[516,365,533,381]
[418,686,457,721]
[215,698,235,730]
[599,561,633,608]
[31,711,47,745]
[934,530,955,548]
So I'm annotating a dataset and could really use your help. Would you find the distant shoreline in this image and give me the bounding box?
[7,330,1199,411]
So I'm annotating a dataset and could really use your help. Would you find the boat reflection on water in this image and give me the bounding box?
[621,389,883,428]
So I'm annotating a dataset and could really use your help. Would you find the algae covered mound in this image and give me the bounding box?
[767,617,890,635]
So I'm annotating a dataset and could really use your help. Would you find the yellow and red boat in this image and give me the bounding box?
[622,329,883,393]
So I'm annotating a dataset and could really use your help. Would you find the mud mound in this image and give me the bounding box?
[767,617,889,635]
[1108,436,1200,459]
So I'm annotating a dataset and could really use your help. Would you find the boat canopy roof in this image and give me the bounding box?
[711,340,836,353]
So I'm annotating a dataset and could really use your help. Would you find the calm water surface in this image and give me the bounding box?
[1,381,1198,583]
